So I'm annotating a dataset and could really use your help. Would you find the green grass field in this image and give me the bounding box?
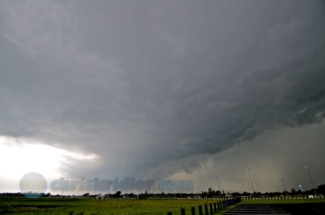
[0,197,324,215]
[0,197,225,215]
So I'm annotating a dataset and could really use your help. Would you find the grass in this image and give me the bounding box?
[0,197,229,215]
[1,197,323,215]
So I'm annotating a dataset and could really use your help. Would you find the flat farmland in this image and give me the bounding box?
[1,197,324,215]
[0,197,223,215]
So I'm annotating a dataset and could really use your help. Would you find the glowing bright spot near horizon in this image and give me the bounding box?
[0,135,99,192]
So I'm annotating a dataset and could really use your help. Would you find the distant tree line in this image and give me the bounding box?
[1,184,324,198]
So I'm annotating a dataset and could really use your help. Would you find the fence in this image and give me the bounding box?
[166,198,241,215]
[241,196,324,200]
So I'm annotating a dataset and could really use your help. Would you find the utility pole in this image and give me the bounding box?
[247,180,251,194]
[305,166,317,196]
[281,179,286,195]
[216,176,220,196]
[248,169,255,195]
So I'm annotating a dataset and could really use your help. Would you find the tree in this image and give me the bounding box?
[243,191,249,196]
[317,184,325,194]
[208,187,213,194]
[114,191,121,198]
[128,193,135,197]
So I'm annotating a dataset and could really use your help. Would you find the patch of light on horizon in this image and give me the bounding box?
[0,135,99,183]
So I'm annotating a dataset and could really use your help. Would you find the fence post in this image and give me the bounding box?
[213,202,217,213]
[167,212,172,215]
[204,204,208,215]
[198,205,203,215]
[181,208,185,215]
[191,206,195,215]
[209,204,213,214]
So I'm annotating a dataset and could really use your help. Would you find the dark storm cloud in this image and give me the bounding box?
[0,0,324,181]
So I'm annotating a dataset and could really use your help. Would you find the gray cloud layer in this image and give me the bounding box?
[0,0,324,189]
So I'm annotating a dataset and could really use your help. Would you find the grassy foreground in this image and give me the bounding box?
[0,197,224,215]
[1,197,324,215]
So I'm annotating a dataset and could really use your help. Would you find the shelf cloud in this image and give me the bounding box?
[0,0,324,192]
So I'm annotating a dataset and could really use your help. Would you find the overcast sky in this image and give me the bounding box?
[0,0,325,194]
